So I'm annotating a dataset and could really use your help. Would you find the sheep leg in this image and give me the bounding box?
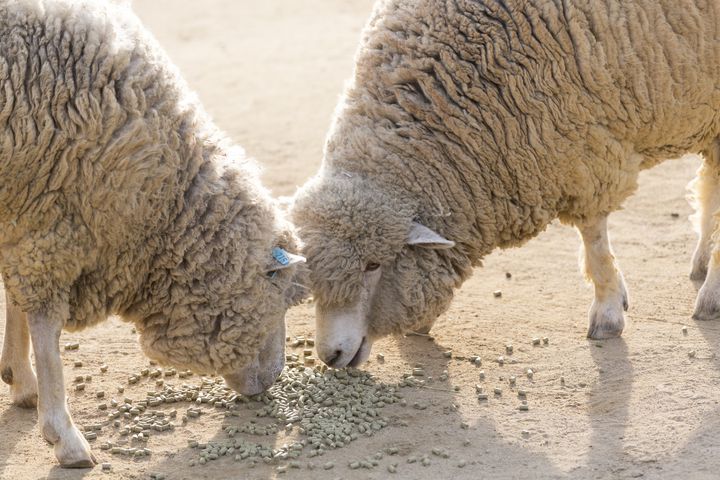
[693,247,720,320]
[27,306,96,468]
[690,145,720,289]
[0,292,38,408]
[578,215,628,339]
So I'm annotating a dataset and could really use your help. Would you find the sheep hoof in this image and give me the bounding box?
[587,300,625,339]
[689,267,708,291]
[13,391,38,409]
[692,290,720,321]
[55,427,96,469]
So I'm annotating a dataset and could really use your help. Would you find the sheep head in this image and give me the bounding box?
[136,214,306,396]
[292,174,462,368]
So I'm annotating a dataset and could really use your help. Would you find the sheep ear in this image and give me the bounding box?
[267,247,306,272]
[406,222,455,249]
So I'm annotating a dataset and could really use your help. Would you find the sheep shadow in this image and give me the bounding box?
[0,404,37,477]
[667,314,720,478]
[584,338,635,478]
[385,330,569,479]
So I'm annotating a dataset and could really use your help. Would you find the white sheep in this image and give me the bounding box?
[0,0,304,467]
[292,0,720,367]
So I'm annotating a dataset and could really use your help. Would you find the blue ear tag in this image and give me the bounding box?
[272,247,290,266]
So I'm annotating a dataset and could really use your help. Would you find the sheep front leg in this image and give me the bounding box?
[578,216,628,339]
[27,305,96,468]
[0,292,38,407]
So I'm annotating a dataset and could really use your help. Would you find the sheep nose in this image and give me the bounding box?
[322,349,343,367]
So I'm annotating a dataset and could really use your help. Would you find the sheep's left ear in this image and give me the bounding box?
[406,221,455,249]
[267,247,306,272]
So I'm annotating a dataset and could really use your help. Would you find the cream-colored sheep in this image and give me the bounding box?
[292,0,720,367]
[0,0,305,468]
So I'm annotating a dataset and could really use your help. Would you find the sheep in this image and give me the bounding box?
[0,0,305,468]
[292,0,720,368]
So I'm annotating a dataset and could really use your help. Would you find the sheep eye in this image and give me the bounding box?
[364,262,380,272]
[267,270,279,278]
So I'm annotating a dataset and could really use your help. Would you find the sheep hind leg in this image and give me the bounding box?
[577,215,628,339]
[693,246,720,320]
[689,145,720,289]
[0,291,38,408]
[27,303,96,468]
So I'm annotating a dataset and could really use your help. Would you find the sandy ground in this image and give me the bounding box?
[2,1,720,479]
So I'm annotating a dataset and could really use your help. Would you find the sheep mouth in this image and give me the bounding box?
[347,336,370,367]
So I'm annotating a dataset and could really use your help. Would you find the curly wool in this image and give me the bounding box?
[293,0,720,336]
[0,0,300,375]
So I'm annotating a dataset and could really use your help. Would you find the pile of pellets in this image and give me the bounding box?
[192,364,403,466]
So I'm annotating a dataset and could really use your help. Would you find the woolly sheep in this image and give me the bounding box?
[292,0,720,367]
[0,0,305,467]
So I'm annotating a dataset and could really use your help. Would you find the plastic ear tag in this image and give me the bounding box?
[272,247,291,266]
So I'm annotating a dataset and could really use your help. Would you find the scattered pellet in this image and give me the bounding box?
[532,338,541,346]
[64,342,80,351]
[493,290,502,298]
[682,326,688,335]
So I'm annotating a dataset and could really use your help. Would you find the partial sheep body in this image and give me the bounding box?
[292,0,720,367]
[0,0,302,467]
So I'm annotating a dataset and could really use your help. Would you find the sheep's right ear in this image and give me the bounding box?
[406,222,455,249]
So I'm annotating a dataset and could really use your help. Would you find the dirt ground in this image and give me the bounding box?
[2,1,720,479]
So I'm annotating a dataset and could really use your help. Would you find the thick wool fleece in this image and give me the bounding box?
[0,0,300,375]
[293,0,720,336]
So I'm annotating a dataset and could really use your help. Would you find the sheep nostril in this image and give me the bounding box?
[325,349,343,367]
